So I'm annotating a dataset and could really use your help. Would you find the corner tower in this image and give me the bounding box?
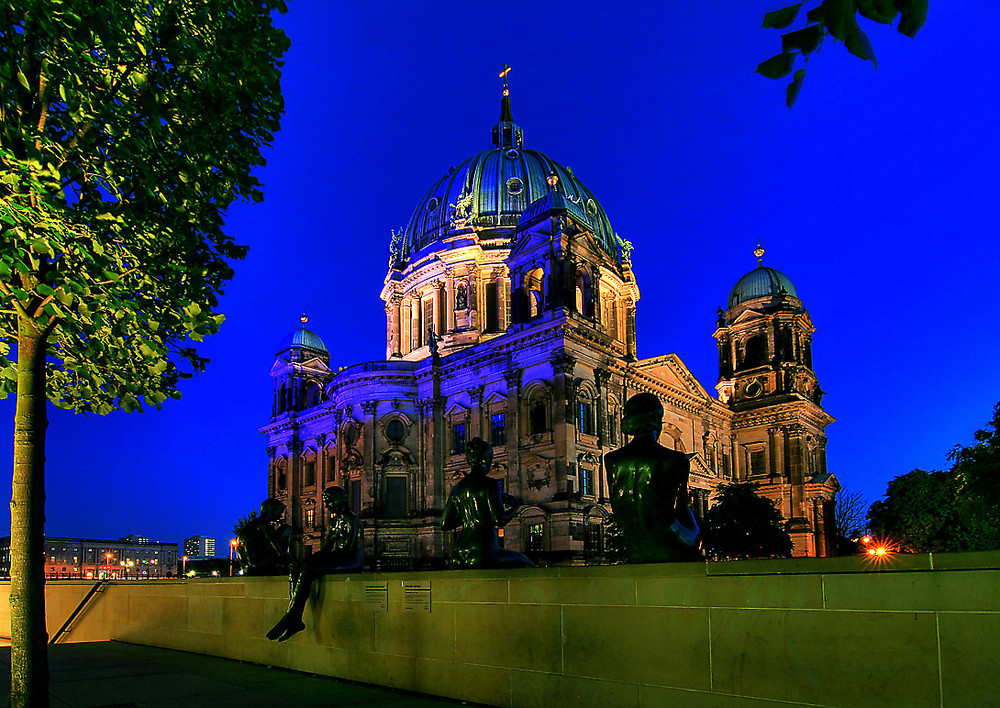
[713,246,838,557]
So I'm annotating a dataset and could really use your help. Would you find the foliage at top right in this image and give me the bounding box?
[757,0,929,107]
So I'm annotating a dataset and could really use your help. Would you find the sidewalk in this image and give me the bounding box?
[0,641,480,708]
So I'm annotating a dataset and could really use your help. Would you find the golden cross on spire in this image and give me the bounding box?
[754,243,765,266]
[499,64,511,97]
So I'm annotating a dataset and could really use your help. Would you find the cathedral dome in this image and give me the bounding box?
[275,315,328,356]
[728,265,798,309]
[390,94,619,267]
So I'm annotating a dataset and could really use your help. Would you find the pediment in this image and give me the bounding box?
[633,353,711,399]
[686,452,714,479]
[731,308,765,326]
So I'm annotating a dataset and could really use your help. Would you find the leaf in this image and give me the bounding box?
[845,27,877,66]
[756,52,797,79]
[895,0,929,37]
[786,69,807,108]
[762,3,806,29]
[821,0,857,41]
[781,24,824,55]
[858,0,898,24]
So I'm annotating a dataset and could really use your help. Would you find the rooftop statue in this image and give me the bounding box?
[267,486,363,642]
[604,393,702,563]
[235,498,293,575]
[442,437,533,569]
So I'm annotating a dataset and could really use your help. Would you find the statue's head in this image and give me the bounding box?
[466,437,493,470]
[322,485,350,512]
[621,393,664,437]
[260,498,285,521]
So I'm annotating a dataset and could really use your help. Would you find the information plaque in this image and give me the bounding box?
[402,580,431,613]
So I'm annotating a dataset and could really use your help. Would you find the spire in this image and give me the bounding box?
[754,243,765,266]
[492,65,523,149]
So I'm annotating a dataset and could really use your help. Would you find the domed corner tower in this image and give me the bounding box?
[269,314,332,420]
[378,77,634,362]
[713,246,839,557]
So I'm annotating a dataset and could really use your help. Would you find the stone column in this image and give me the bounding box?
[289,435,303,535]
[502,368,523,499]
[591,269,602,324]
[594,368,611,500]
[445,269,456,332]
[361,401,379,511]
[266,446,276,499]
[470,385,485,440]
[767,427,780,481]
[551,351,577,495]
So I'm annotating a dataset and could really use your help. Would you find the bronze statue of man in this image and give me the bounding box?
[236,498,293,575]
[442,437,533,568]
[604,393,702,562]
[267,486,363,642]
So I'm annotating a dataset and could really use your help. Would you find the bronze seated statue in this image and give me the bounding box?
[235,498,293,576]
[604,393,702,563]
[442,437,533,569]
[266,485,363,642]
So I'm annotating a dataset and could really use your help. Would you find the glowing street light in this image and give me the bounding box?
[229,539,238,577]
[182,555,188,576]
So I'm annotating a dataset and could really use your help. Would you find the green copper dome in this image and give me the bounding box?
[276,316,328,356]
[728,266,798,309]
[391,95,619,266]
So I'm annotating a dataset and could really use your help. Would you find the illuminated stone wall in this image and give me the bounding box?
[6,552,999,707]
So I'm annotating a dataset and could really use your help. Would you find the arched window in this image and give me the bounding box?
[302,449,317,487]
[529,393,548,435]
[276,383,287,414]
[743,334,766,369]
[276,458,287,491]
[304,382,321,408]
[526,267,544,319]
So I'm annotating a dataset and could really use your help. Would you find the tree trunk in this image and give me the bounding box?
[9,316,50,708]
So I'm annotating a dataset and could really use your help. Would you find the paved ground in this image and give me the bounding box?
[0,641,480,708]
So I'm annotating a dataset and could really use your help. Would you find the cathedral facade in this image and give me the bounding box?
[259,88,839,567]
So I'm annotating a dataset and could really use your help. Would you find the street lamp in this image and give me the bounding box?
[229,539,238,577]
[182,555,188,576]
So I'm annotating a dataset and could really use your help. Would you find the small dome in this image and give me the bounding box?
[276,316,328,356]
[728,266,798,309]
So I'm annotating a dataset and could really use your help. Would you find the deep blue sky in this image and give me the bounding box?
[3,1,998,553]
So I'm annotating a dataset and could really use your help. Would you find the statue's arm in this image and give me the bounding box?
[442,495,459,531]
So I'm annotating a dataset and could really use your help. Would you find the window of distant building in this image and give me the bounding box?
[491,412,506,447]
[452,422,467,455]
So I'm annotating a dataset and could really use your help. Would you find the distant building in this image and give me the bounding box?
[260,85,839,568]
[0,536,179,580]
[183,535,216,558]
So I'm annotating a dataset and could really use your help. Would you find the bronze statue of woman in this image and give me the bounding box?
[442,437,533,568]
[604,393,702,563]
[266,486,363,642]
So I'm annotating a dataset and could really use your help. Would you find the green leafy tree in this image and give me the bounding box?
[757,0,929,107]
[869,402,1000,552]
[0,1,288,704]
[702,482,794,560]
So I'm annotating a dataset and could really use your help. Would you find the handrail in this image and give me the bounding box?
[49,580,108,644]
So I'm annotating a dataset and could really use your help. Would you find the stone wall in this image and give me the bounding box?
[2,552,998,707]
